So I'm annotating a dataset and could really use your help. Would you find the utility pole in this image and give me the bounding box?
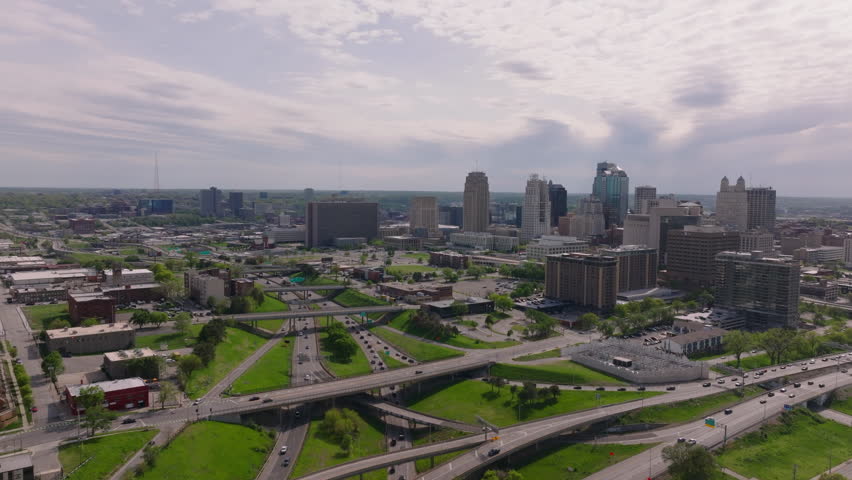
[723,424,728,448]
[792,463,798,480]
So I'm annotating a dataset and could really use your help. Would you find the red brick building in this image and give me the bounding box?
[68,292,116,324]
[64,378,149,415]
[69,218,96,234]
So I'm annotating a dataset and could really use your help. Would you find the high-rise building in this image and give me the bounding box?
[409,196,438,236]
[521,174,551,242]
[199,187,223,217]
[526,235,589,260]
[666,226,740,289]
[303,188,315,202]
[715,176,748,231]
[306,201,378,248]
[624,205,701,264]
[548,181,567,227]
[740,230,775,255]
[714,251,799,329]
[228,192,244,215]
[747,187,777,232]
[136,199,174,215]
[600,245,658,293]
[634,185,656,214]
[623,214,651,246]
[463,171,490,232]
[844,237,852,268]
[569,196,606,239]
[544,253,617,311]
[438,205,464,227]
[592,162,629,227]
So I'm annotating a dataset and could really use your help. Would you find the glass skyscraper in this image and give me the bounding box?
[592,162,629,228]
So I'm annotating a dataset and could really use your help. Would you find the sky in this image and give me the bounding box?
[1,0,851,195]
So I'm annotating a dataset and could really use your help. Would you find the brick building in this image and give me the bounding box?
[64,378,149,415]
[68,292,116,324]
[46,322,135,355]
[545,253,617,311]
[429,251,470,269]
[377,283,453,302]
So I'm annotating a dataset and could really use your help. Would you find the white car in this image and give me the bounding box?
[304,374,311,381]
[279,446,288,455]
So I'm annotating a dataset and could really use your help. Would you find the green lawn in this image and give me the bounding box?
[58,429,157,480]
[65,252,124,265]
[403,252,431,261]
[383,353,408,369]
[412,428,470,473]
[386,264,440,275]
[513,349,562,362]
[725,348,839,370]
[291,410,386,480]
[717,409,852,480]
[513,442,656,480]
[230,339,294,394]
[370,326,463,362]
[252,294,290,313]
[255,318,285,332]
[617,387,762,425]
[333,289,389,308]
[689,351,733,361]
[22,303,70,330]
[184,328,268,398]
[135,324,203,350]
[135,421,273,480]
[387,310,519,350]
[491,362,626,386]
[318,323,372,378]
[407,380,660,427]
[829,387,852,416]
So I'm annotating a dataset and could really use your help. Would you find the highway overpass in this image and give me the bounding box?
[265,285,346,293]
[354,396,482,434]
[221,305,412,322]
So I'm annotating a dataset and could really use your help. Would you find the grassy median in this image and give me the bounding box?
[617,386,762,425]
[491,362,626,386]
[370,326,463,362]
[291,410,386,480]
[231,338,295,394]
[59,429,157,480]
[515,442,657,480]
[184,328,267,398]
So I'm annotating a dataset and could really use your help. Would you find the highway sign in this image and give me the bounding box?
[704,417,716,428]
[783,404,793,411]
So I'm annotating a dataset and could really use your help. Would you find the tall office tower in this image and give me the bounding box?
[715,176,748,231]
[844,237,852,268]
[747,187,777,232]
[303,188,315,202]
[199,187,223,217]
[463,171,490,232]
[714,251,800,329]
[521,174,551,242]
[666,226,741,289]
[544,253,617,311]
[228,192,244,215]
[592,162,629,227]
[599,245,659,293]
[438,205,464,227]
[740,230,775,255]
[409,196,438,236]
[548,181,568,227]
[306,201,378,248]
[569,196,606,239]
[634,185,656,214]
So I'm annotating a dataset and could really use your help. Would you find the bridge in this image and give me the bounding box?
[222,305,412,322]
[354,396,482,434]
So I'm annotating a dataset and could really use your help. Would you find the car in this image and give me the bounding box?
[415,370,423,374]
[282,458,290,467]
[596,387,605,391]
[388,466,396,474]
[390,439,397,447]
[573,386,582,390]
[768,392,775,397]
[735,382,743,387]
[789,393,796,398]
[263,398,273,403]
[294,410,301,417]
[717,379,726,384]
[780,365,786,369]
[249,396,260,401]
[304,374,311,380]
[637,386,646,391]
[371,360,376,365]
[702,382,711,387]
[819,383,826,388]
[193,399,201,406]
[487,448,501,457]
[677,437,686,443]
[687,439,697,445]
[666,386,676,391]
[280,446,288,455]
[724,409,733,415]
[842,369,848,373]
[305,345,310,350]
[398,432,405,440]
[121,418,137,424]
[743,373,749,378]
[759,399,767,404]
[801,366,808,371]
[780,388,787,392]
[807,381,814,386]
[617,387,626,391]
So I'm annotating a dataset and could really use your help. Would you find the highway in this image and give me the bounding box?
[222,304,411,322]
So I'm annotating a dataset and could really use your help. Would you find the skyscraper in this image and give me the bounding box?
[545,253,617,311]
[592,162,629,227]
[303,188,315,202]
[715,251,799,329]
[521,174,551,242]
[409,196,438,236]
[548,181,567,227]
[715,176,748,231]
[569,196,606,239]
[228,192,244,215]
[306,201,378,248]
[666,225,741,289]
[463,171,490,232]
[747,187,777,232]
[199,187,223,217]
[634,185,656,214]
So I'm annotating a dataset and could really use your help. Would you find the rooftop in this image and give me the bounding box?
[0,256,44,264]
[47,322,133,339]
[8,269,93,281]
[66,377,146,397]
[103,347,157,362]
[425,296,492,308]
[666,326,727,345]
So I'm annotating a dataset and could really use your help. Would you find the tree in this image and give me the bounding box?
[488,294,515,312]
[482,471,500,480]
[661,444,718,480]
[757,328,798,365]
[521,381,537,405]
[76,385,105,412]
[158,382,177,408]
[81,317,100,327]
[250,285,266,306]
[441,268,459,283]
[548,384,561,401]
[130,310,151,329]
[173,312,192,337]
[81,405,117,436]
[505,470,524,480]
[724,330,752,368]
[576,313,599,331]
[160,276,185,302]
[509,384,518,401]
[597,320,615,338]
[450,302,469,318]
[467,265,485,280]
[41,351,65,382]
[671,300,685,314]
[340,433,354,455]
[149,311,169,328]
[178,354,203,384]
[193,342,217,366]
[198,319,227,345]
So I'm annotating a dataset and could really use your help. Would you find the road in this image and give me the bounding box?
[222,304,412,322]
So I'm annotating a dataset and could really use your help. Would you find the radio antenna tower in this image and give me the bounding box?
[154,152,160,192]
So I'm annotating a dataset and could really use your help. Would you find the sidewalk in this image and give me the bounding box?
[1,356,30,429]
[808,458,852,480]
[107,423,182,480]
[818,408,852,426]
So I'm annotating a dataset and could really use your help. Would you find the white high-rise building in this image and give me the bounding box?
[521,174,551,242]
[715,176,748,231]
[634,185,656,214]
[844,237,852,268]
[463,171,490,232]
[409,196,438,236]
[569,196,606,239]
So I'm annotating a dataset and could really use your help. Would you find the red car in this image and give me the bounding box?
[30,406,38,412]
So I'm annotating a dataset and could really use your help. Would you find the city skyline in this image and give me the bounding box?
[1,1,852,195]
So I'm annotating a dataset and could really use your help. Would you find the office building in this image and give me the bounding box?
[521,174,551,242]
[228,192,244,215]
[103,267,154,287]
[69,218,96,234]
[199,187,223,217]
[625,206,702,265]
[450,232,518,252]
[662,326,726,356]
[623,214,651,246]
[525,236,589,261]
[800,280,839,301]
[259,191,268,199]
[5,268,95,286]
[793,246,844,264]
[634,185,656,214]
[548,181,568,227]
[184,269,228,304]
[714,251,799,329]
[592,162,629,227]
[102,348,158,379]
[64,378,148,415]
[600,245,658,292]
[557,215,573,236]
[46,322,135,355]
[438,205,464,227]
[569,196,606,239]
[425,297,494,317]
[378,283,454,302]
[303,188,315,201]
[136,199,174,215]
[545,253,617,311]
[266,226,306,244]
[409,196,438,236]
[305,201,378,248]
[9,285,68,304]
[747,187,777,232]
[68,292,116,324]
[429,251,470,269]
[739,230,775,255]
[715,176,748,231]
[666,226,740,289]
[845,237,852,267]
[463,171,490,232]
[384,236,423,250]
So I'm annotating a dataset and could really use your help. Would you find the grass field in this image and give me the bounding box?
[617,386,762,425]
[412,428,470,473]
[716,409,852,480]
[291,410,386,480]
[403,252,431,261]
[513,349,562,362]
[58,429,157,480]
[407,380,660,427]
[491,362,626,386]
[318,323,373,378]
[135,324,203,350]
[513,442,656,480]
[252,294,290,313]
[383,353,408,369]
[22,303,70,330]
[370,326,463,362]
[830,387,852,416]
[725,349,838,370]
[690,351,733,361]
[387,310,519,350]
[135,422,273,480]
[65,251,124,265]
[184,328,267,398]
[230,339,295,394]
[255,318,285,332]
[386,264,440,276]
[333,289,389,307]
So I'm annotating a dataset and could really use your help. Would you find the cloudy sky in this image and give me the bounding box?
[1,0,851,195]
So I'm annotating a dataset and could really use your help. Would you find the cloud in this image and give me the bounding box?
[497,60,551,81]
[673,68,736,109]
